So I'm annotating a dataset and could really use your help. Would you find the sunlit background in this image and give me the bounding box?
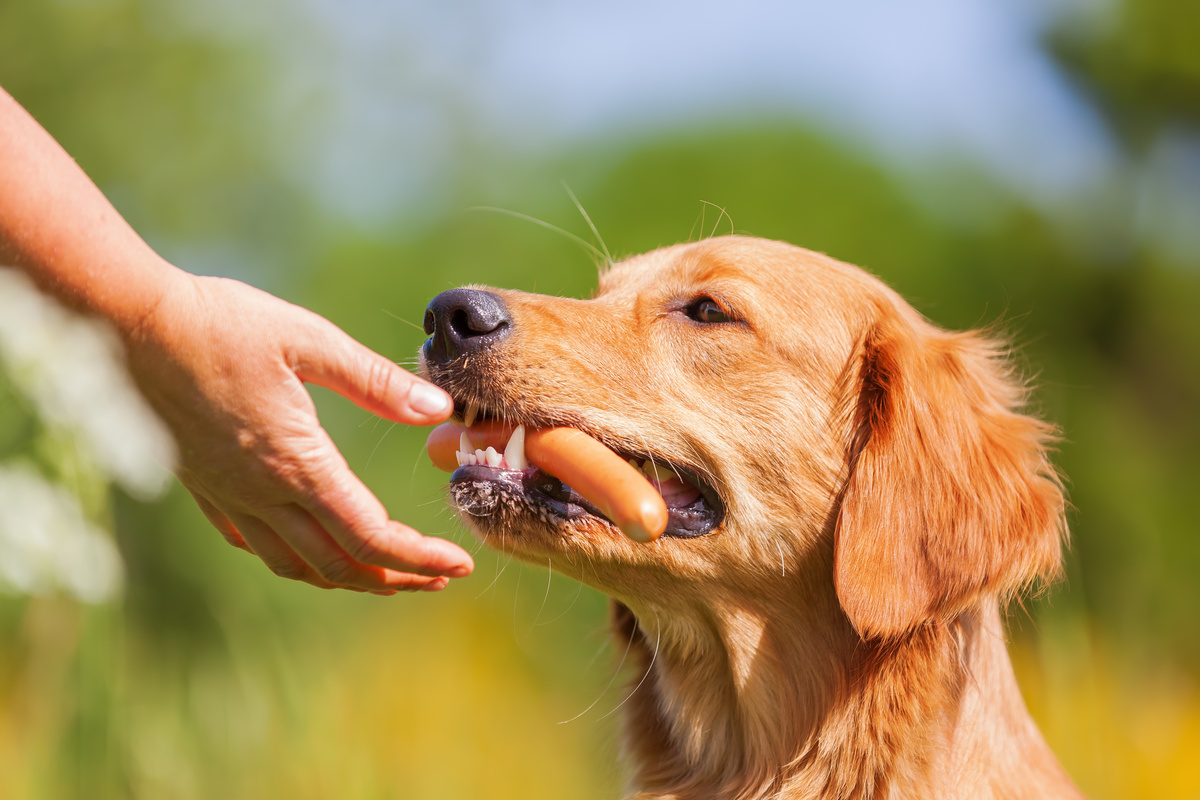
[2,0,1199,797]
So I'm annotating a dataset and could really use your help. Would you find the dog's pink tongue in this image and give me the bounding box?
[658,479,702,508]
[635,461,702,508]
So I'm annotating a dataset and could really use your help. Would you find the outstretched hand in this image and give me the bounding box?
[2,85,469,592]
[124,270,474,593]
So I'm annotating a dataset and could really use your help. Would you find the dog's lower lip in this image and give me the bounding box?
[448,464,597,522]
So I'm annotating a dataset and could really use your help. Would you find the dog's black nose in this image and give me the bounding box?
[423,288,513,362]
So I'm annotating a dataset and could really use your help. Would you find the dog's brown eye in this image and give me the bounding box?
[687,298,732,324]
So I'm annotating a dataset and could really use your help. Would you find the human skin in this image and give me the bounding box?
[0,86,473,593]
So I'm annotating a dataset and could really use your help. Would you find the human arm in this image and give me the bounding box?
[0,86,473,592]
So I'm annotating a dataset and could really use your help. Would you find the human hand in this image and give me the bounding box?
[123,267,473,593]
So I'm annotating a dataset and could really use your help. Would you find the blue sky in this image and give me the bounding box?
[177,0,1118,226]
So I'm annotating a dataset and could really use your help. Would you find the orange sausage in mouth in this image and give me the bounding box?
[425,421,513,471]
[425,422,669,542]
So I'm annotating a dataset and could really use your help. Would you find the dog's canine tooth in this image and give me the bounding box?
[464,401,479,427]
[459,430,474,459]
[504,425,528,470]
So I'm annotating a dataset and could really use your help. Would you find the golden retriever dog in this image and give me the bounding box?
[420,235,1084,799]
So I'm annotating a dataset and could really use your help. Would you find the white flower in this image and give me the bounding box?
[0,266,183,603]
[0,463,123,603]
[0,267,177,498]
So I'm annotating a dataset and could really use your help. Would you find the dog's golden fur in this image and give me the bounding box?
[425,236,1084,799]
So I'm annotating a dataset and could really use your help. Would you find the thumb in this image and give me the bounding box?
[291,312,453,425]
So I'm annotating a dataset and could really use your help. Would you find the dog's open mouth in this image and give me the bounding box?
[445,407,724,539]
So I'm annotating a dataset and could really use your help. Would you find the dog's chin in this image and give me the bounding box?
[447,461,723,554]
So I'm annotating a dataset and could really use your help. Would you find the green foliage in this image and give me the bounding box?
[1048,0,1200,145]
[0,0,315,282]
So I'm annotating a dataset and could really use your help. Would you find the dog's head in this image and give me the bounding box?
[420,235,1065,640]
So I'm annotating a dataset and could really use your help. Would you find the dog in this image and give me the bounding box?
[420,235,1083,799]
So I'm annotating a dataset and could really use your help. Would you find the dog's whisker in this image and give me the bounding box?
[467,206,606,263]
[697,200,734,240]
[581,634,613,673]
[473,534,517,600]
[706,200,734,239]
[527,557,554,633]
[558,621,635,725]
[534,574,584,628]
[380,308,428,334]
[691,202,707,244]
[416,496,448,508]
[562,181,612,266]
[597,618,661,723]
[368,420,400,470]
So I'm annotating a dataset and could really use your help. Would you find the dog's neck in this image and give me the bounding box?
[613,590,1069,799]
[615,589,850,786]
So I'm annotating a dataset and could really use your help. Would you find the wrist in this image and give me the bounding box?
[104,251,191,341]
[109,256,200,359]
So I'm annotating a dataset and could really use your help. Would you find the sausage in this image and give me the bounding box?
[425,422,668,542]
[526,427,668,543]
[425,421,513,472]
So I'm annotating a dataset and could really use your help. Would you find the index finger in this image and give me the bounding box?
[290,312,453,426]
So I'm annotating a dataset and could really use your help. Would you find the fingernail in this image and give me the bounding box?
[447,565,471,579]
[422,577,449,592]
[409,382,452,416]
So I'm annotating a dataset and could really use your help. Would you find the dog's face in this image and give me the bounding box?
[421,235,1064,640]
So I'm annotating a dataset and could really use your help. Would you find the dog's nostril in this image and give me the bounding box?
[423,288,513,362]
[449,307,505,340]
[443,299,508,341]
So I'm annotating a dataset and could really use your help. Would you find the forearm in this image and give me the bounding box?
[0,86,182,336]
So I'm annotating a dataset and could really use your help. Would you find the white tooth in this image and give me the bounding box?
[464,402,478,427]
[504,425,527,470]
[467,453,477,465]
[456,451,466,467]
[484,446,502,467]
[460,430,473,456]
[475,449,486,465]
[628,458,640,469]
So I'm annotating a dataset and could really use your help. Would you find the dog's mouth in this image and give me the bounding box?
[446,401,724,539]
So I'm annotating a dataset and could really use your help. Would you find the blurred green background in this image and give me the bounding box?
[2,0,1199,797]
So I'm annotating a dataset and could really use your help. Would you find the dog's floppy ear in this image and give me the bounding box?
[834,309,1066,640]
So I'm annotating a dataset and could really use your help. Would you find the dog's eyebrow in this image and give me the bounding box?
[668,272,759,311]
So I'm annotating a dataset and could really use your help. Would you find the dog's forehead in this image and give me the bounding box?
[598,236,877,311]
